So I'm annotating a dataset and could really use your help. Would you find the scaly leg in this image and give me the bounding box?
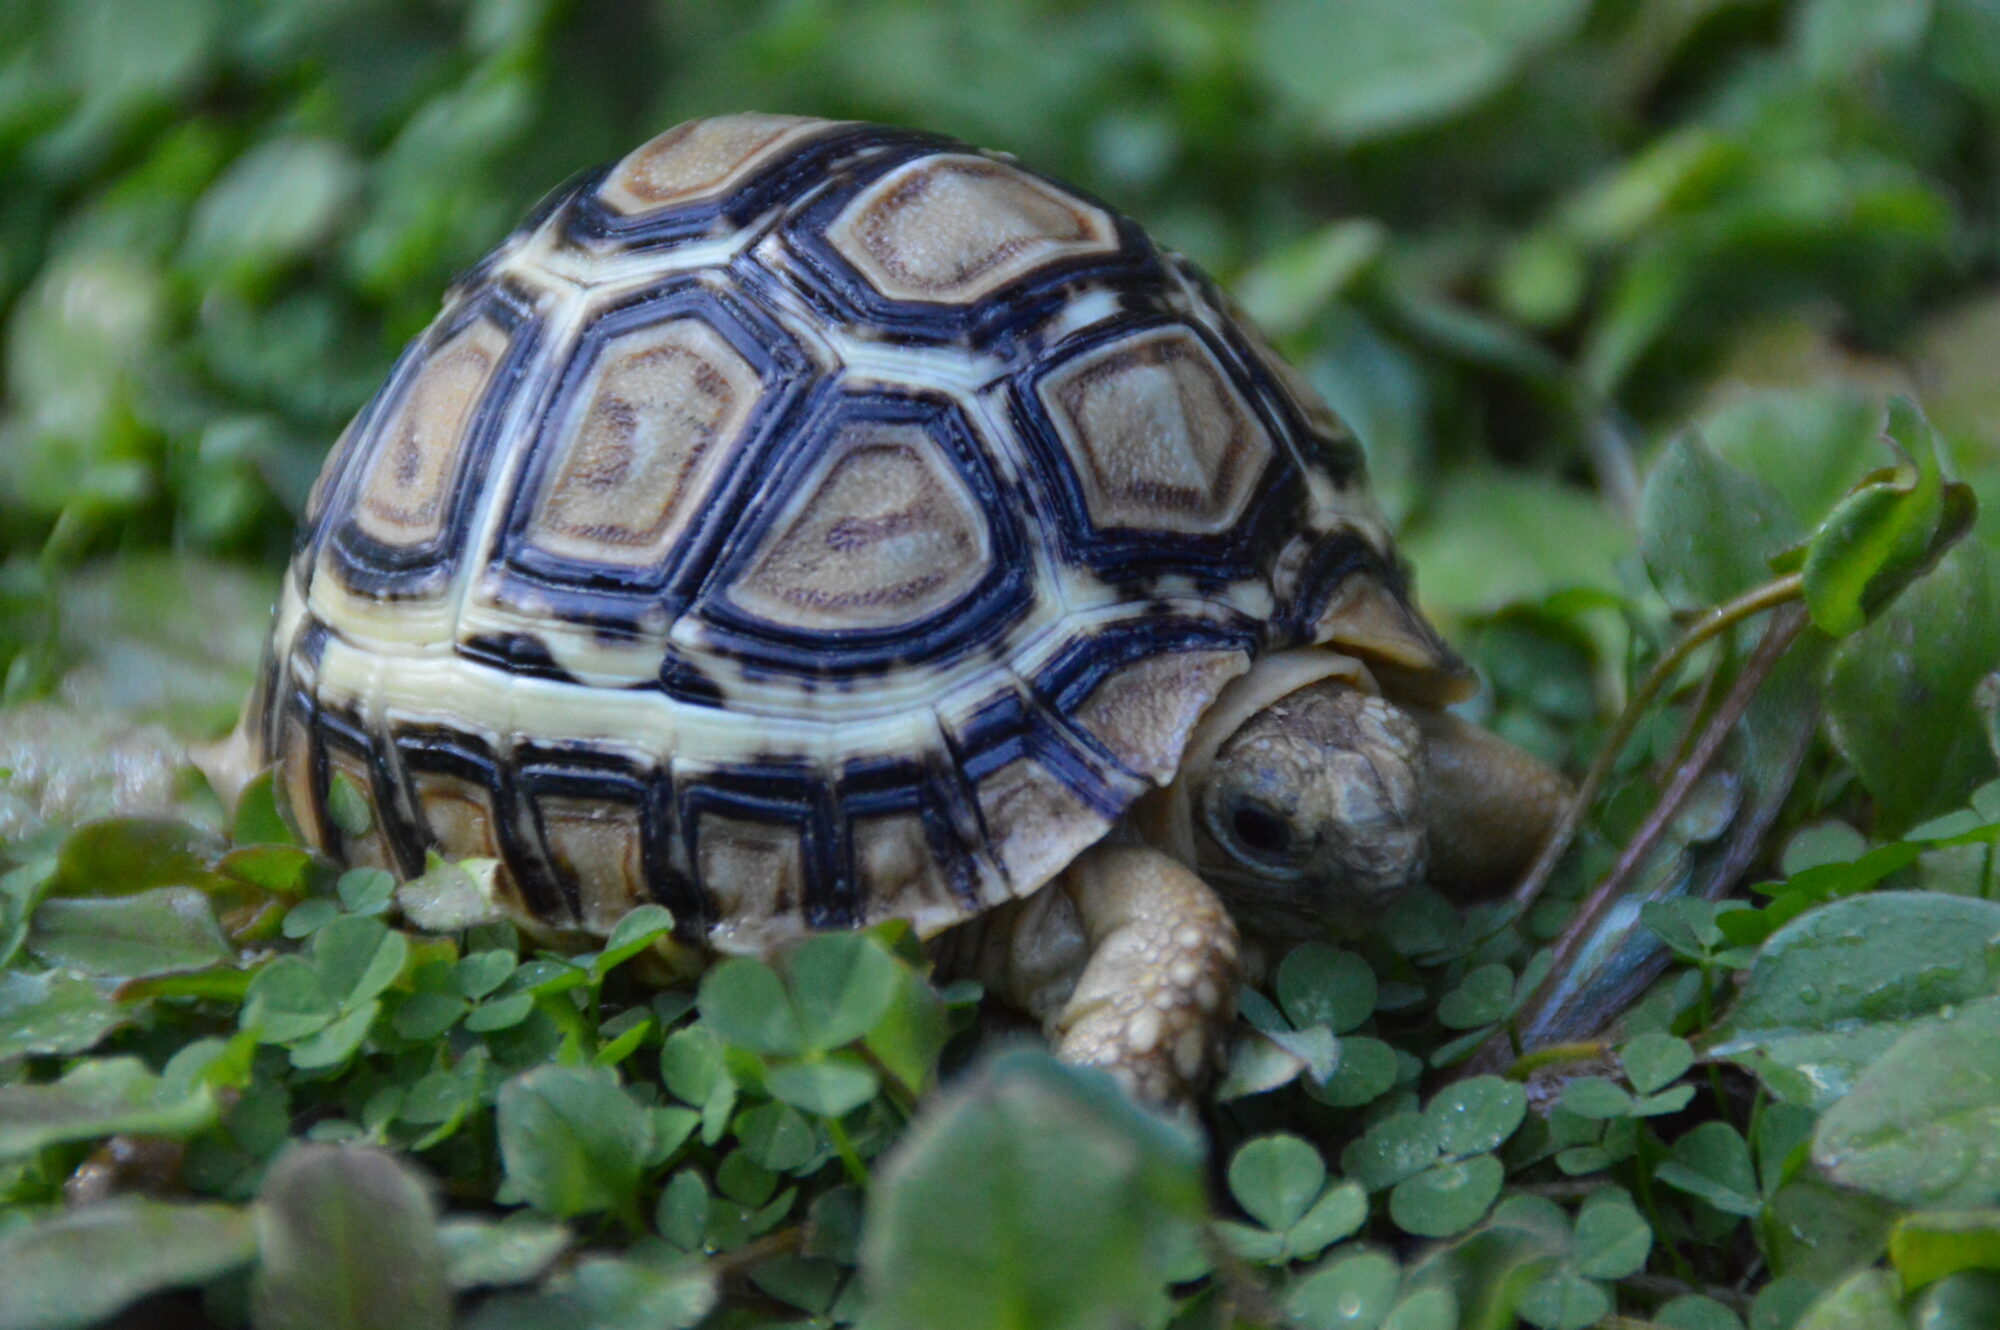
[1049,843,1241,1103]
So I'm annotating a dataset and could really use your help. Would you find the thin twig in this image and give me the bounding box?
[1538,603,1809,977]
[1512,573,1805,910]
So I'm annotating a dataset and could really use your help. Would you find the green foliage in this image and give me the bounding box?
[5,0,2000,1327]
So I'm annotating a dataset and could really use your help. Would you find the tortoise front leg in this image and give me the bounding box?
[1050,843,1241,1102]
[1411,709,1571,895]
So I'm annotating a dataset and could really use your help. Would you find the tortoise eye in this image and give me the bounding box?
[1229,804,1294,858]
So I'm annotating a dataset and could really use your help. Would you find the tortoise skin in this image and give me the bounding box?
[240,114,1436,952]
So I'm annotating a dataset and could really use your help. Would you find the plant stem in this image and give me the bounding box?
[1537,603,1810,982]
[1513,573,1805,911]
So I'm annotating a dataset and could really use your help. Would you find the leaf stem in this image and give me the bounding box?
[826,1116,869,1188]
[1539,603,1810,982]
[1513,573,1805,911]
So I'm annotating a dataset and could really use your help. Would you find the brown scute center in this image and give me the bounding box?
[537,796,646,930]
[730,419,991,630]
[1040,327,1272,535]
[600,114,827,213]
[826,155,1118,304]
[526,316,761,568]
[698,812,807,921]
[352,320,508,548]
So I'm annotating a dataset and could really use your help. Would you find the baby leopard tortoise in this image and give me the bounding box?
[208,114,1568,1101]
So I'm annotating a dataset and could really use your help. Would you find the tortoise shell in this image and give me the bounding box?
[239,114,1457,951]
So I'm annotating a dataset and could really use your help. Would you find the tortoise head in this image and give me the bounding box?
[1192,677,1428,939]
[1169,573,1560,941]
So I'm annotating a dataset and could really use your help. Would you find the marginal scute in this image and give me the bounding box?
[1071,648,1249,784]
[413,770,531,917]
[600,114,828,215]
[974,757,1109,894]
[1039,327,1273,534]
[350,320,508,550]
[537,795,647,930]
[825,154,1118,305]
[851,811,957,926]
[699,811,807,926]
[277,714,320,848]
[525,315,761,569]
[729,417,991,631]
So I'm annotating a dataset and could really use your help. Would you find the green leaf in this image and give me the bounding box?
[1802,398,1975,638]
[1436,963,1514,1029]
[765,1056,880,1118]
[863,966,949,1096]
[1235,219,1386,335]
[0,1198,255,1330]
[1290,1181,1369,1259]
[1255,0,1588,142]
[497,1066,653,1219]
[1573,1191,1652,1279]
[1655,1294,1748,1330]
[287,1000,378,1069]
[1342,1111,1438,1190]
[1382,1287,1462,1330]
[697,958,804,1056]
[861,1047,1203,1330]
[1639,434,1802,609]
[0,1056,216,1157]
[1714,893,2000,1105]
[1559,1077,1635,1120]
[1285,1249,1402,1330]
[1814,1001,2000,1208]
[736,1101,817,1173]
[254,1144,449,1330]
[1826,540,2000,834]
[1518,1269,1612,1330]
[592,904,675,979]
[1721,892,2000,1034]
[1228,1133,1326,1232]
[439,1217,571,1292]
[1425,1076,1526,1156]
[1276,943,1378,1035]
[335,866,395,915]
[28,885,232,977]
[242,955,338,1042]
[1794,1268,1911,1330]
[396,856,506,933]
[456,950,518,1001]
[1622,1033,1697,1095]
[326,771,373,837]
[1657,1122,1762,1217]
[46,818,221,899]
[1891,1210,2000,1292]
[0,969,127,1062]
[785,933,901,1052]
[564,1254,716,1329]
[230,768,295,847]
[1910,1271,2000,1330]
[1389,1154,1504,1237]
[309,915,409,1011]
[1314,1035,1399,1108]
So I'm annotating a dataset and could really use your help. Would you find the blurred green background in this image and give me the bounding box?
[1,0,1996,699]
